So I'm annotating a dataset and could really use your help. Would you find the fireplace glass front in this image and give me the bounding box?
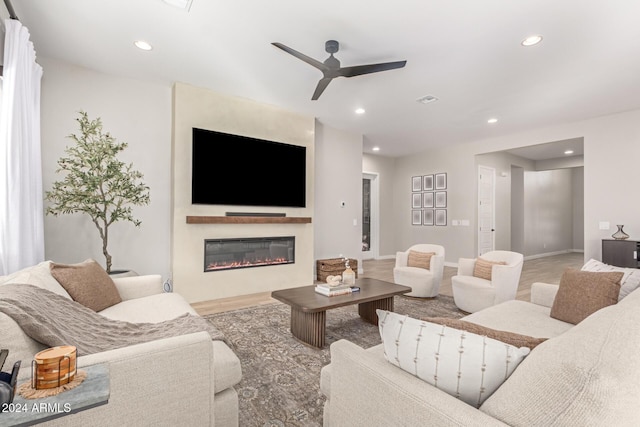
[204,236,295,272]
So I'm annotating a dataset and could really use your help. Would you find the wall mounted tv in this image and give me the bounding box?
[191,127,306,208]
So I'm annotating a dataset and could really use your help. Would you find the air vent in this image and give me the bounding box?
[416,95,439,104]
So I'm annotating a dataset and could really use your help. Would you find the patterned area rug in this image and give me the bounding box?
[205,295,465,427]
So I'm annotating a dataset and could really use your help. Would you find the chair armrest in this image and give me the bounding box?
[74,332,213,425]
[112,274,164,300]
[457,258,476,276]
[395,251,408,268]
[530,282,559,307]
[326,340,507,426]
[430,254,445,283]
[491,261,524,304]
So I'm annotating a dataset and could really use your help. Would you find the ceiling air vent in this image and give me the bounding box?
[417,95,439,104]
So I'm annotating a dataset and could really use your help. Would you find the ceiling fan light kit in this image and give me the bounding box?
[272,40,407,100]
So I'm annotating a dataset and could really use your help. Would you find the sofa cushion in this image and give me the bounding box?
[377,309,530,408]
[0,261,72,299]
[463,300,573,338]
[550,268,623,324]
[407,250,435,270]
[51,259,122,312]
[473,257,506,281]
[99,292,197,322]
[480,286,640,425]
[422,317,547,349]
[582,258,640,300]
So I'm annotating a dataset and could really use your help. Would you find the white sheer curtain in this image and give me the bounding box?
[0,19,44,275]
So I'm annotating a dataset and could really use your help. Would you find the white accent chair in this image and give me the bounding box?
[393,244,445,297]
[451,250,524,313]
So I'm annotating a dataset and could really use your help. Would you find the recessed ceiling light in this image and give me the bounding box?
[564,150,574,155]
[355,108,366,115]
[521,35,543,46]
[487,118,498,124]
[417,95,439,104]
[372,147,380,151]
[134,40,153,51]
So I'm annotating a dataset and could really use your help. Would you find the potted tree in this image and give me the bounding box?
[46,111,150,273]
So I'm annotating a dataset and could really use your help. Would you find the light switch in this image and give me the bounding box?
[353,218,358,226]
[599,221,610,230]
[461,220,470,226]
[452,220,460,226]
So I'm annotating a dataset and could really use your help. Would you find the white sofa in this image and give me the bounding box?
[0,261,242,426]
[320,282,640,426]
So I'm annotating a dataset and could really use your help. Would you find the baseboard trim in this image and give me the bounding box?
[524,249,574,261]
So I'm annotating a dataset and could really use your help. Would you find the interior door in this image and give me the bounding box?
[478,166,496,256]
[362,173,379,260]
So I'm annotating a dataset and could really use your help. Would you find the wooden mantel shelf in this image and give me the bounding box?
[186,216,312,224]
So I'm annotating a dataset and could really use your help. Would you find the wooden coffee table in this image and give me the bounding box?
[271,277,411,348]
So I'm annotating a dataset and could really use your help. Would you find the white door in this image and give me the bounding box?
[478,166,495,256]
[362,173,379,260]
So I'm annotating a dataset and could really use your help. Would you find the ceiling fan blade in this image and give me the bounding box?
[312,77,333,100]
[272,42,328,71]
[338,60,407,78]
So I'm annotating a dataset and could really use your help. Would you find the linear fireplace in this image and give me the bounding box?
[204,236,295,272]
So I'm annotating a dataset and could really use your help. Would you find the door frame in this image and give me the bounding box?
[362,172,379,260]
[477,165,496,256]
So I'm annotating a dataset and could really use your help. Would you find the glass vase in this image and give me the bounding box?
[612,225,629,240]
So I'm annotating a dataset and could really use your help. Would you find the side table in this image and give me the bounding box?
[1,363,110,427]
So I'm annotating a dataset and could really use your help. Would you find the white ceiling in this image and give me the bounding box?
[12,0,640,158]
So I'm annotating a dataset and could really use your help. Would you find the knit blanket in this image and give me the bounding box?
[0,283,226,355]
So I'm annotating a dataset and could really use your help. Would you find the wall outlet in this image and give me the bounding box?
[461,220,470,226]
[353,218,358,226]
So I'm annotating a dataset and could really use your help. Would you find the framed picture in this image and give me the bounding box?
[412,193,422,208]
[412,176,422,192]
[423,209,434,226]
[435,191,447,208]
[435,173,447,190]
[412,210,422,225]
[435,209,447,226]
[423,192,434,208]
[423,174,434,191]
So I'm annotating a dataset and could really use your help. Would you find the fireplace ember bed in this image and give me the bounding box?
[204,236,295,272]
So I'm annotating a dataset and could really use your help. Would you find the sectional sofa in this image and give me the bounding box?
[0,261,242,426]
[321,280,640,426]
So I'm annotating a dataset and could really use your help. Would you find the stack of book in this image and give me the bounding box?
[315,283,353,296]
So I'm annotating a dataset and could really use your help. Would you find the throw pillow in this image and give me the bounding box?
[50,259,122,312]
[550,268,623,325]
[581,258,640,301]
[377,309,530,408]
[473,257,506,281]
[407,250,435,270]
[422,317,547,350]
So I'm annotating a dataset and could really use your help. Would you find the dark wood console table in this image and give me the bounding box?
[602,239,640,268]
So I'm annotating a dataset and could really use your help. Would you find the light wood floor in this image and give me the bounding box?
[192,252,584,316]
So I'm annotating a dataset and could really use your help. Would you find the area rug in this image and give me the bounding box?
[205,295,464,427]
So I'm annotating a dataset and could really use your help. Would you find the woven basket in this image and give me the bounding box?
[316,258,358,282]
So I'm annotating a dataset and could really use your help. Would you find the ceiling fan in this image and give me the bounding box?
[272,40,407,100]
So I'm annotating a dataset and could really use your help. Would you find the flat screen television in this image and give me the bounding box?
[191,127,306,207]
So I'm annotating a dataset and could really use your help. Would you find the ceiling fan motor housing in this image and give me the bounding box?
[325,40,339,54]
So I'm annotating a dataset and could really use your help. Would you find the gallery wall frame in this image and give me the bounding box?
[423,174,434,191]
[411,172,448,226]
[412,176,422,192]
[423,192,434,208]
[412,193,422,208]
[435,191,447,208]
[423,209,434,226]
[412,210,422,225]
[435,209,447,226]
